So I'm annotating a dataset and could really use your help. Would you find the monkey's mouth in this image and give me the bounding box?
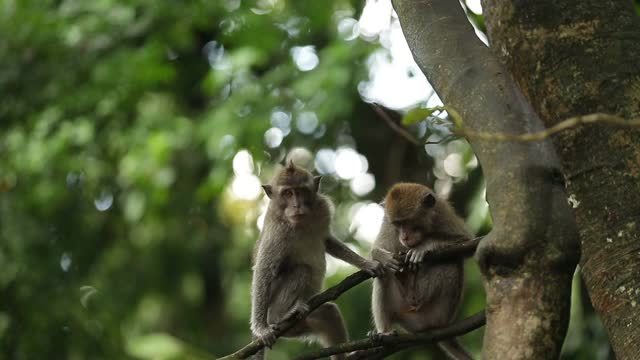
[288,214,307,223]
[400,239,419,248]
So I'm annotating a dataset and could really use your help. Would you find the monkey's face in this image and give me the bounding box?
[262,160,323,227]
[383,183,438,248]
[393,220,424,248]
[279,186,315,225]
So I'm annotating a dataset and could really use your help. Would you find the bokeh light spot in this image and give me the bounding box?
[290,46,319,72]
[296,112,319,134]
[264,127,284,148]
[335,147,365,180]
[350,173,376,196]
[233,150,255,175]
[350,202,384,243]
[443,153,465,177]
[94,191,114,211]
[315,149,336,175]
[271,110,292,135]
[60,252,72,272]
[231,175,262,201]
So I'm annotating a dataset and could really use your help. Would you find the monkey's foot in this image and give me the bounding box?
[256,324,279,348]
[367,330,398,344]
[288,301,310,320]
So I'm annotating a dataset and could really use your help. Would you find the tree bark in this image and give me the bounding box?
[391,0,580,358]
[482,1,640,358]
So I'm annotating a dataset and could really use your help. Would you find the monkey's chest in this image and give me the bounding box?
[289,236,326,272]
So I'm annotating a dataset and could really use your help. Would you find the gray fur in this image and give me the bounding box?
[371,184,473,360]
[250,164,382,359]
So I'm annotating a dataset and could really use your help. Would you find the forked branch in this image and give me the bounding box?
[294,311,486,360]
[217,237,482,359]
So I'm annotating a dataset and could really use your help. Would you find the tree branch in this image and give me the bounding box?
[294,311,486,360]
[217,237,481,359]
[371,103,421,146]
[217,271,371,360]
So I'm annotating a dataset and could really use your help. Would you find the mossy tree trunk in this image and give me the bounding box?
[483,1,640,358]
[392,0,580,358]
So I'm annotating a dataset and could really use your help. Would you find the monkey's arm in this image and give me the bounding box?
[250,240,282,347]
[371,247,401,273]
[405,238,458,270]
[325,235,384,276]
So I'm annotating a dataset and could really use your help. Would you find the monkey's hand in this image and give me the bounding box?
[367,329,398,344]
[361,259,386,277]
[254,324,279,348]
[405,247,429,271]
[371,248,401,275]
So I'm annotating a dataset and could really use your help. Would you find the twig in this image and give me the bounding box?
[377,101,640,145]
[343,347,387,360]
[294,311,486,360]
[371,103,421,146]
[218,237,482,359]
[449,109,640,142]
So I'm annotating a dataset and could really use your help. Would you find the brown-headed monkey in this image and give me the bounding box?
[371,183,473,360]
[250,160,384,359]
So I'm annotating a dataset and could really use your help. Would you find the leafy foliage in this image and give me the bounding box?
[0,0,606,359]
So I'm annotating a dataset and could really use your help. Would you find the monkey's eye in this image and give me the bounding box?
[282,189,293,198]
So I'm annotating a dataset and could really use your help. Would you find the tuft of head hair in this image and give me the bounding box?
[275,160,313,186]
[384,183,437,221]
[261,160,322,199]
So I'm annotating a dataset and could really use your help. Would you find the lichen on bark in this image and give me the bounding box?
[483,0,640,358]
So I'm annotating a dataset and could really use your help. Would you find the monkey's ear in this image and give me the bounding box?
[262,185,273,199]
[422,193,436,208]
[313,176,322,193]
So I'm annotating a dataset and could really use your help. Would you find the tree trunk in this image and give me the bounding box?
[392,0,580,358]
[482,1,640,358]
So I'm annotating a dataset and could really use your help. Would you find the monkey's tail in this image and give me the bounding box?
[437,338,473,360]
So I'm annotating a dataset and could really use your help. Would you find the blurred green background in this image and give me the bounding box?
[0,0,614,359]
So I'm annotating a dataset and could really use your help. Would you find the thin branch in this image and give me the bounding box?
[378,104,640,145]
[294,311,486,360]
[217,271,372,360]
[371,103,421,146]
[344,345,404,360]
[217,237,482,359]
[343,347,388,360]
[451,110,640,142]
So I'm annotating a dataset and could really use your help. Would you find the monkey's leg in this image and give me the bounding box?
[372,279,394,334]
[267,264,314,325]
[437,338,473,360]
[306,302,348,360]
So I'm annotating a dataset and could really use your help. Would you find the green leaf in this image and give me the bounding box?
[402,107,437,125]
[126,333,184,359]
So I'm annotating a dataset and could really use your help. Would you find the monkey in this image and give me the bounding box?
[250,160,384,360]
[370,183,473,360]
